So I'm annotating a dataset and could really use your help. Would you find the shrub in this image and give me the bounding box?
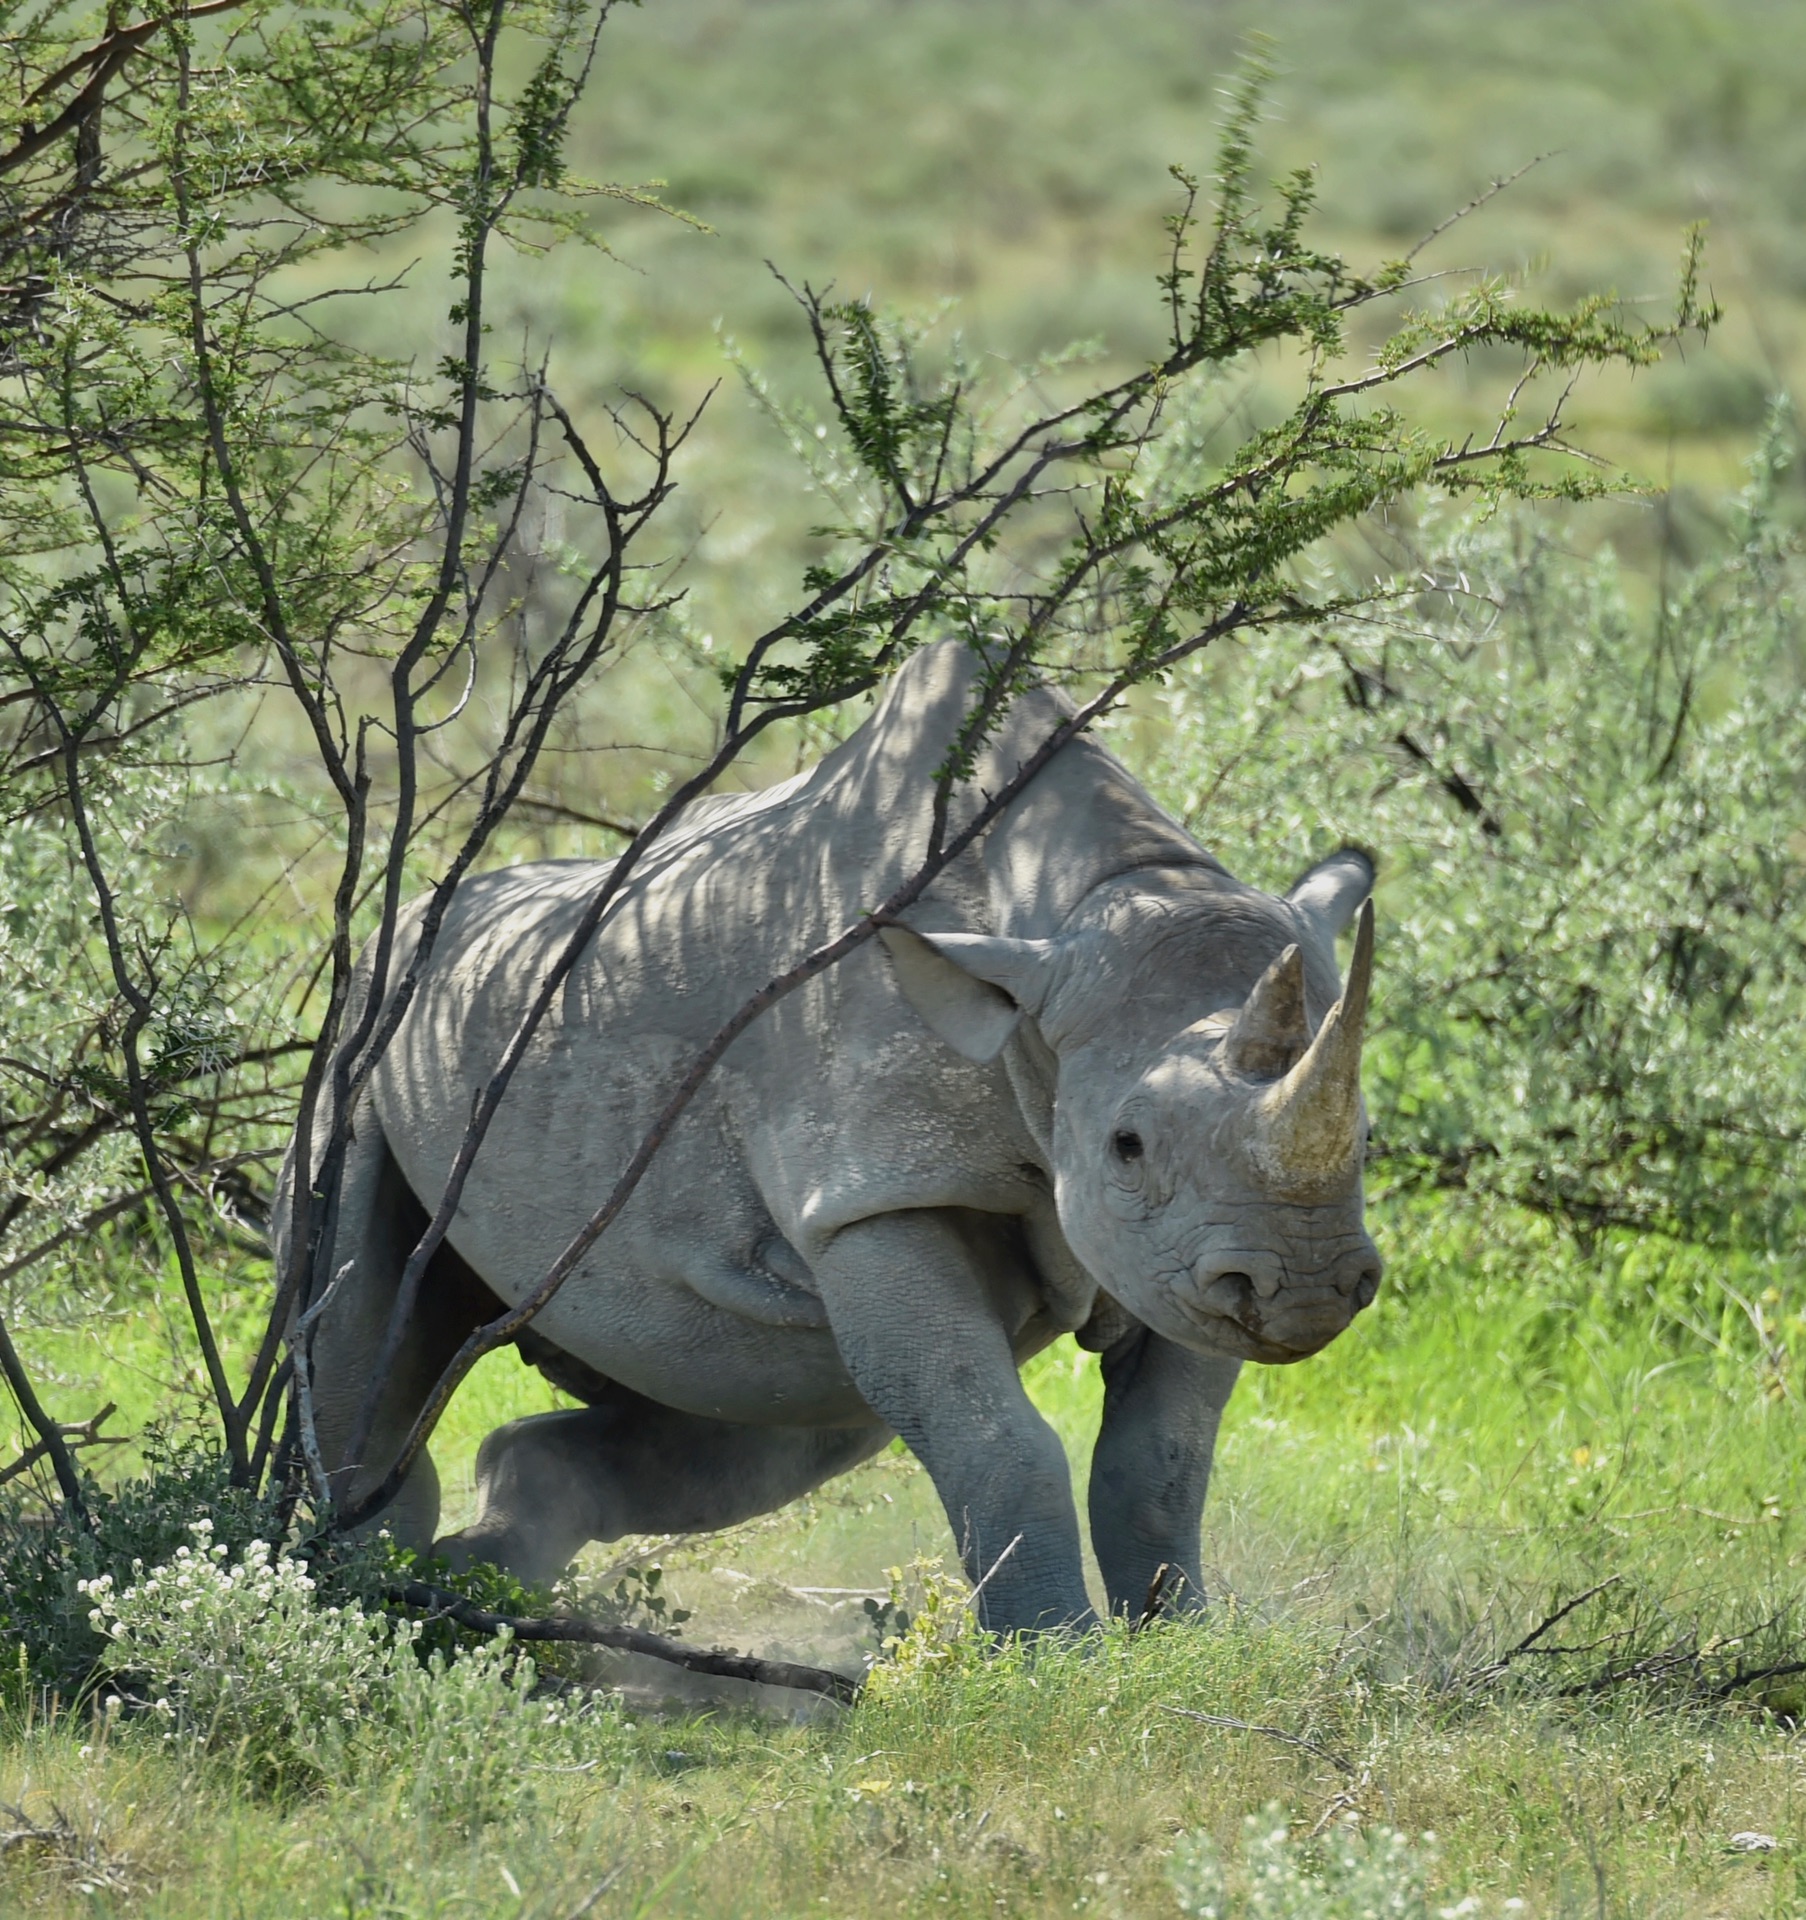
[79,1518,620,1813]
[81,1521,397,1790]
[1149,410,1806,1250]
[1169,1806,1468,1919]
[0,1437,284,1697]
[858,1556,988,1699]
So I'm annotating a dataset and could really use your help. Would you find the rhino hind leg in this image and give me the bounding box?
[304,1113,505,1554]
[433,1387,887,1587]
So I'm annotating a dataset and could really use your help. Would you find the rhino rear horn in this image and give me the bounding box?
[1251,899,1374,1195]
[1221,942,1311,1079]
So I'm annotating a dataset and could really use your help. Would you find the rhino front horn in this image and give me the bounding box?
[1251,899,1374,1196]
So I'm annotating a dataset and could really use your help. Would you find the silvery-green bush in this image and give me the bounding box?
[1169,1807,1464,1919]
[82,1520,399,1785]
[0,1439,284,1696]
[81,1519,618,1811]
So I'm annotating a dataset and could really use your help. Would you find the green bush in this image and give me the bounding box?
[1147,407,1806,1250]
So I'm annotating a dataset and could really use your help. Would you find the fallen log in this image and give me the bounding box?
[387,1578,861,1705]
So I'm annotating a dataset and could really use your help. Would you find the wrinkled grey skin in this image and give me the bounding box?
[279,641,1382,1632]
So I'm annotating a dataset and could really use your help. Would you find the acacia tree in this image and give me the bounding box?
[0,1,1712,1533]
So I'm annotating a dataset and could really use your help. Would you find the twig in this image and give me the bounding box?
[1400,154,1552,267]
[513,792,641,838]
[1468,1576,1624,1682]
[560,1866,626,1920]
[1306,1788,1368,1841]
[1135,1562,1178,1630]
[0,1798,130,1894]
[0,0,250,177]
[0,1190,154,1288]
[1556,1642,1701,1698]
[291,1266,350,1509]
[963,1534,1023,1616]
[387,1580,860,1704]
[0,1402,123,1491]
[1716,1660,1806,1700]
[0,1313,87,1517]
[1157,1703,1356,1778]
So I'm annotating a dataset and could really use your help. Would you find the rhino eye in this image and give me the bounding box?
[1111,1130,1144,1163]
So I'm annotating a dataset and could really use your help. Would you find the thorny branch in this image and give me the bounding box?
[0,1401,123,1491]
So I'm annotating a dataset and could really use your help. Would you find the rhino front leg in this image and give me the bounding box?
[1087,1326,1241,1619]
[814,1208,1094,1633]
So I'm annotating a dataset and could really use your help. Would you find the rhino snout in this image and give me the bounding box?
[1198,1270,1260,1320]
[1186,1237,1382,1355]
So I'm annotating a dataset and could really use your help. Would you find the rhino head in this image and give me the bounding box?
[882,850,1382,1363]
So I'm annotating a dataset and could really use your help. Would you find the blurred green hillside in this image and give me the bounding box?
[501,0,1806,663]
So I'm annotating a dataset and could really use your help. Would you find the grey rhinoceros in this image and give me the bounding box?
[283,639,1382,1632]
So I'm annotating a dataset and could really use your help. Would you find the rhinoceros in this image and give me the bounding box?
[284,639,1381,1632]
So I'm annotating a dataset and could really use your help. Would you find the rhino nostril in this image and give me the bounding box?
[1200,1271,1256,1321]
[1333,1254,1382,1300]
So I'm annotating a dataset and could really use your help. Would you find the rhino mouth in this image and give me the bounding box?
[1190,1312,1343,1364]
[1179,1264,1379,1364]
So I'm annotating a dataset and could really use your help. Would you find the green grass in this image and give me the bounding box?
[6,1199,1804,1917]
[6,1620,1802,1917]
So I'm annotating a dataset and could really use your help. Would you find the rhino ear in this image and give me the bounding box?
[1286,846,1375,939]
[878,927,1058,1064]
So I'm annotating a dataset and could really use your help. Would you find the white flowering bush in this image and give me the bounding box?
[80,1519,618,1811]
[1169,1806,1477,1919]
[81,1519,405,1788]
